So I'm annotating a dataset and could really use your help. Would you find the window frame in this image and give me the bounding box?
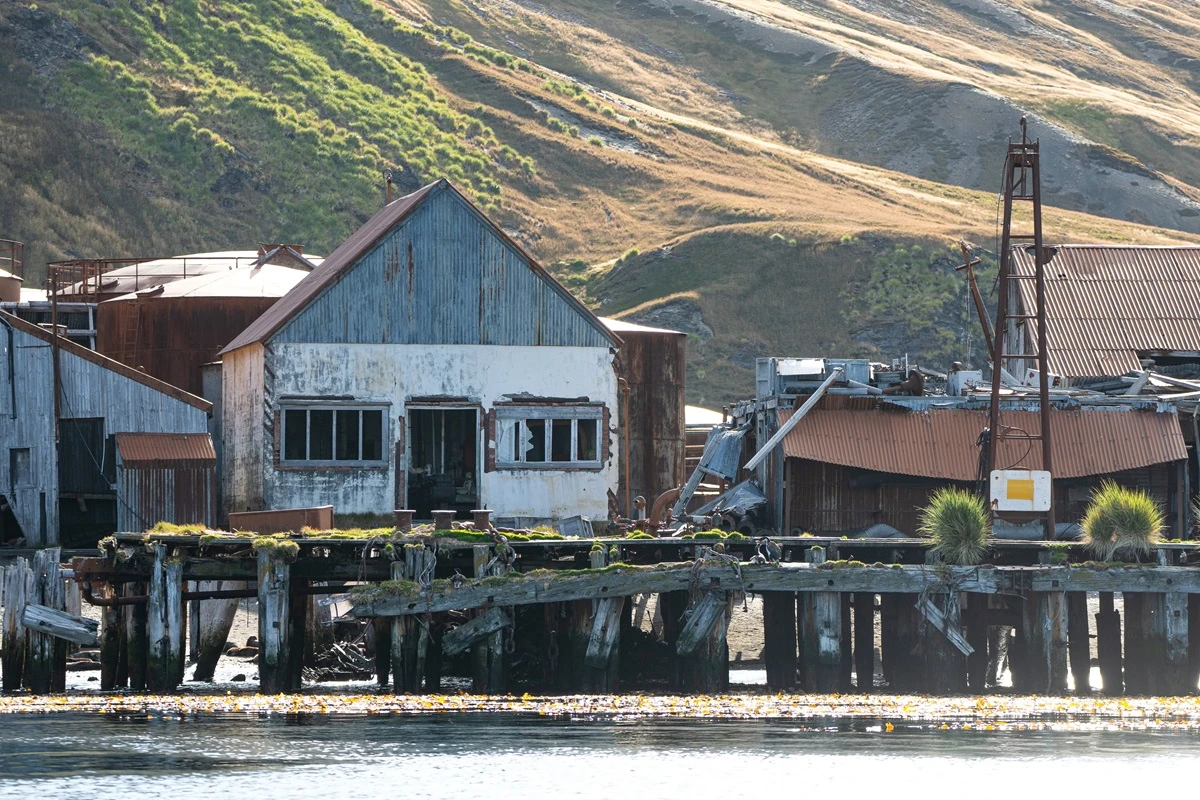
[494,404,604,470]
[279,403,389,468]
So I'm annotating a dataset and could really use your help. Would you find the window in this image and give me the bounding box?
[281,406,387,465]
[496,406,603,468]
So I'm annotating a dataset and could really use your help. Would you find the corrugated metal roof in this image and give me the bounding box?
[101,264,308,301]
[698,426,746,480]
[221,180,617,354]
[1010,245,1200,378]
[779,404,1185,479]
[59,249,322,299]
[115,433,216,464]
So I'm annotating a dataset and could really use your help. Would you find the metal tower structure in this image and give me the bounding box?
[986,118,1055,540]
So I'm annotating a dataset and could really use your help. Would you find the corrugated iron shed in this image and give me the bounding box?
[1010,245,1200,379]
[115,433,216,465]
[778,403,1186,479]
[221,179,618,354]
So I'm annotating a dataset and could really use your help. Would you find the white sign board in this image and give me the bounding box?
[990,469,1052,512]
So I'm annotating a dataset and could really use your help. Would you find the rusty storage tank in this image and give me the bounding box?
[0,269,21,303]
[96,261,314,395]
[601,318,686,518]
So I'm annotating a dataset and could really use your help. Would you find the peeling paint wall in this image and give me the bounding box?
[259,343,618,520]
[221,344,265,515]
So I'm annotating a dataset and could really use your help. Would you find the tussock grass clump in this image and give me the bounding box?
[919,488,990,565]
[1081,481,1163,561]
[148,521,210,535]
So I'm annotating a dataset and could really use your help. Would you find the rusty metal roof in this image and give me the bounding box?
[115,433,216,465]
[778,403,1185,479]
[1010,245,1200,379]
[101,264,308,302]
[221,180,617,354]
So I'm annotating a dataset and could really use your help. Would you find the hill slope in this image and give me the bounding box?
[1,0,1198,403]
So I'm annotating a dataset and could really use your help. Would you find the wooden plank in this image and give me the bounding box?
[915,595,973,657]
[1027,567,1200,593]
[257,549,292,694]
[1018,591,1068,694]
[146,544,171,691]
[443,608,510,657]
[1067,593,1091,693]
[1163,592,1189,695]
[584,597,625,670]
[354,563,1004,618]
[27,549,61,694]
[2,560,29,692]
[676,592,725,657]
[167,561,184,687]
[21,604,98,646]
[799,548,844,692]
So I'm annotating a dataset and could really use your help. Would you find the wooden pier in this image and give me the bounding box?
[4,530,1200,696]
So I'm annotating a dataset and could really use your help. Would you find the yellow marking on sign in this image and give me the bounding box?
[1007,478,1035,501]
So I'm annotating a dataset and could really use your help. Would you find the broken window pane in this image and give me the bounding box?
[309,410,333,461]
[336,409,360,461]
[577,418,598,462]
[362,410,383,461]
[284,410,307,461]
[525,419,546,462]
[551,419,572,461]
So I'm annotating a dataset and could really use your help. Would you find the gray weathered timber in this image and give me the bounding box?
[192,581,243,682]
[257,549,292,694]
[443,607,510,657]
[167,562,184,686]
[763,591,797,690]
[354,563,1003,618]
[675,592,725,658]
[1163,592,1189,695]
[146,544,170,690]
[1018,592,1068,694]
[1096,592,1121,695]
[390,560,410,692]
[21,604,98,646]
[584,597,625,669]
[800,548,843,692]
[2,559,29,691]
[471,545,506,693]
[125,581,148,691]
[1066,593,1091,693]
[100,597,121,690]
[679,589,728,692]
[915,595,973,656]
[27,549,61,693]
[1027,567,1200,593]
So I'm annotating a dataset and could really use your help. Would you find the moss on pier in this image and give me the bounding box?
[816,559,867,570]
[252,536,301,560]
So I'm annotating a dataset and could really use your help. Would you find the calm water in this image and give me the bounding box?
[0,712,1195,799]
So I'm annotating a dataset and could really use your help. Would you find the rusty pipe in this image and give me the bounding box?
[618,377,632,519]
[82,582,344,607]
[82,582,146,607]
[649,486,681,528]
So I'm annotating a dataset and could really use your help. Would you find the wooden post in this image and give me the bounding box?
[1096,591,1121,695]
[965,594,989,692]
[125,582,148,691]
[391,556,416,693]
[28,548,62,694]
[1018,590,1068,694]
[1123,592,1145,694]
[471,544,506,693]
[1161,592,1189,695]
[288,578,307,692]
[919,592,968,695]
[192,581,242,682]
[147,544,184,692]
[373,618,391,687]
[799,548,843,692]
[2,559,29,692]
[100,588,122,691]
[257,548,292,694]
[1067,592,1091,693]
[678,589,729,693]
[565,549,620,692]
[853,592,874,691]
[1189,595,1200,694]
[763,591,797,690]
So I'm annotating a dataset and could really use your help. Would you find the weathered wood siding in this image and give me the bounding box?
[271,188,611,348]
[221,344,265,516]
[0,321,208,544]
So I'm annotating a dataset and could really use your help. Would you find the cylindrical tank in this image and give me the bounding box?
[603,318,687,518]
[0,270,21,303]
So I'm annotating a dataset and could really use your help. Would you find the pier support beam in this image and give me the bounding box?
[763,591,797,690]
[1189,595,1200,693]
[1135,592,1189,695]
[965,594,988,692]
[1096,592,1121,695]
[125,582,148,691]
[257,549,294,694]
[147,544,184,692]
[1017,591,1068,694]
[472,545,507,693]
[2,558,29,692]
[100,588,123,690]
[853,592,874,691]
[192,581,242,683]
[1123,592,1146,694]
[564,549,621,692]
[28,548,63,694]
[919,590,967,695]
[677,589,729,693]
[1067,592,1091,693]
[799,548,844,692]
[880,593,920,692]
[392,546,436,693]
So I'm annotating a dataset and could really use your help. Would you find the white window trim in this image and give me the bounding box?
[280,404,390,467]
[495,405,603,470]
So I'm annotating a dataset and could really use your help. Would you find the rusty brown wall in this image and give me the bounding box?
[97,296,279,395]
[615,329,686,514]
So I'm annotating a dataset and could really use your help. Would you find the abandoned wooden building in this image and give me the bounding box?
[0,311,213,546]
[218,179,668,526]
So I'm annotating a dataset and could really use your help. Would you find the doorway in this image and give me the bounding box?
[407,408,479,519]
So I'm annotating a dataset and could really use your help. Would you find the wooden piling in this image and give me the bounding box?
[472,544,506,693]
[2,560,29,692]
[1123,592,1145,694]
[1189,595,1200,693]
[677,589,729,693]
[563,549,620,692]
[799,548,844,692]
[1066,592,1091,693]
[965,594,988,692]
[1096,591,1121,695]
[763,591,797,690]
[288,578,308,691]
[125,582,148,691]
[852,592,874,691]
[1161,592,1189,695]
[880,593,920,691]
[257,548,292,694]
[192,581,242,682]
[100,589,122,691]
[1017,590,1068,694]
[372,619,391,687]
[28,548,62,694]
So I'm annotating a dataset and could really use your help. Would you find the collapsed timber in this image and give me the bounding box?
[8,531,1200,697]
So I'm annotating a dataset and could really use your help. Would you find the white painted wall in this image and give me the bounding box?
[262,343,618,521]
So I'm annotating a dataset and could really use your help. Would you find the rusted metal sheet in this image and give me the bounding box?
[778,404,1186,480]
[223,180,616,354]
[1010,245,1200,379]
[115,433,216,465]
[228,506,333,534]
[117,464,217,531]
[607,319,687,509]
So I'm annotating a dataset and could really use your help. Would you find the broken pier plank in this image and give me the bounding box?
[443,607,510,657]
[21,604,98,646]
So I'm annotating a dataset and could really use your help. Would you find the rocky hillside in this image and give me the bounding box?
[2,0,1198,403]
